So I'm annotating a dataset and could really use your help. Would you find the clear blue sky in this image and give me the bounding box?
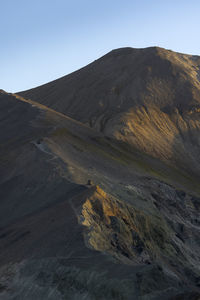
[1,0,200,92]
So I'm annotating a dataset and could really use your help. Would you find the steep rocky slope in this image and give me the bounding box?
[19,47,200,176]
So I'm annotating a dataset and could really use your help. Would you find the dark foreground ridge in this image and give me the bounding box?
[0,47,200,299]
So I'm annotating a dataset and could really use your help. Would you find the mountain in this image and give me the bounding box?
[0,47,200,299]
[19,47,200,178]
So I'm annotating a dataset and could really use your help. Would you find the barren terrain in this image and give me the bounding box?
[0,47,200,299]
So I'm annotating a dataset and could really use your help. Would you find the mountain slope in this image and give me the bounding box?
[19,47,200,178]
[1,46,200,299]
[0,90,200,299]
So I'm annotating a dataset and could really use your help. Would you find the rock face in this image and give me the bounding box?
[0,47,200,299]
[81,185,170,263]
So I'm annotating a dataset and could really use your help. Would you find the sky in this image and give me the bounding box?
[1,0,200,92]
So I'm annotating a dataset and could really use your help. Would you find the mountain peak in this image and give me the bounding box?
[18,47,200,177]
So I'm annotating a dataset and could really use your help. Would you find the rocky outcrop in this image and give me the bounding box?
[81,186,170,263]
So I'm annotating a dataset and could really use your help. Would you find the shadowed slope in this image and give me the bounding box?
[0,91,87,228]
